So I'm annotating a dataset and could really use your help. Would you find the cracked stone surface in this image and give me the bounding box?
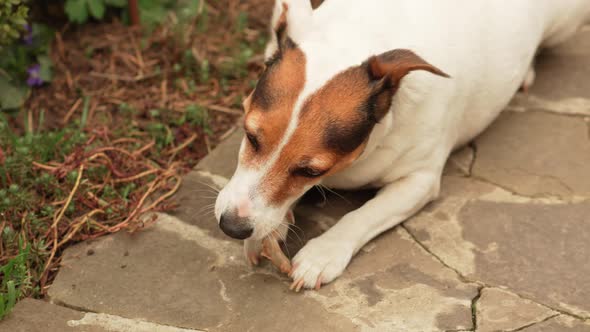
[196,127,243,179]
[520,315,590,332]
[476,288,556,332]
[3,298,202,332]
[48,213,360,331]
[5,24,590,332]
[405,176,590,318]
[548,25,590,56]
[444,145,475,176]
[1,298,107,332]
[472,111,590,198]
[46,203,478,331]
[527,25,590,101]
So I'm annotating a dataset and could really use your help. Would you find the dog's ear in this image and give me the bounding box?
[274,3,289,49]
[368,49,450,85]
[365,49,450,120]
[265,1,313,58]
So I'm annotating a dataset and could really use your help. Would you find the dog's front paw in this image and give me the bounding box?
[289,236,354,291]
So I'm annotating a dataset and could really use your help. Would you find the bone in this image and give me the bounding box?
[259,210,295,274]
[261,233,292,274]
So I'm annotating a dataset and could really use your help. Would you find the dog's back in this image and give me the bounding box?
[268,0,590,152]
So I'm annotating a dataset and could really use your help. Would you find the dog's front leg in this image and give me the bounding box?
[289,171,441,291]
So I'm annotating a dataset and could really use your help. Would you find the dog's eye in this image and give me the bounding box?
[246,133,259,151]
[293,167,325,178]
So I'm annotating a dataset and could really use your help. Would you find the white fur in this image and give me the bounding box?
[218,0,590,289]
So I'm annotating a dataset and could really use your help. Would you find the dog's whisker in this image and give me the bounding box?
[195,180,221,193]
[315,185,328,204]
[198,202,216,208]
[195,209,216,219]
[319,184,351,205]
[285,230,304,250]
[196,207,216,215]
[197,203,216,212]
[197,195,218,200]
[196,204,216,216]
[196,206,215,216]
[189,188,220,193]
[192,192,220,197]
[287,224,306,247]
[277,222,305,248]
[271,231,293,260]
[286,221,305,235]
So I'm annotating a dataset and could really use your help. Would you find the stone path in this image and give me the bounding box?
[3,26,590,332]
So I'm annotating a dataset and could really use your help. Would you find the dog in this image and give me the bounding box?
[215,0,590,290]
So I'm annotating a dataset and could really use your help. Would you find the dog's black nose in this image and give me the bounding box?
[219,213,253,240]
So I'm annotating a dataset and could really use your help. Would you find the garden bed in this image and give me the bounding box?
[0,0,273,318]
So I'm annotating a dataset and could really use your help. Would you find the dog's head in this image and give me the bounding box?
[215,1,448,240]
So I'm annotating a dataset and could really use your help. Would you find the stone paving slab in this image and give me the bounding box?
[405,175,590,318]
[47,212,360,331]
[445,145,475,176]
[520,315,590,332]
[548,25,590,56]
[472,110,590,198]
[529,25,590,101]
[476,288,557,332]
[530,52,590,100]
[0,298,107,332]
[1,298,201,332]
[168,168,228,240]
[196,127,243,179]
[47,201,479,331]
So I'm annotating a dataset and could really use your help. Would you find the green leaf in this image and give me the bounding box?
[6,281,16,312]
[87,0,106,20]
[0,76,27,110]
[105,0,127,7]
[38,55,52,82]
[64,0,89,24]
[177,0,200,21]
[12,16,27,27]
[0,296,5,318]
[32,23,55,46]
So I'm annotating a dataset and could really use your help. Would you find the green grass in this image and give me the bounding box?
[0,102,210,317]
[0,114,89,314]
[0,0,268,319]
[0,241,32,320]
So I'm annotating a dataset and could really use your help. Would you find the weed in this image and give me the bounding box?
[0,0,28,49]
[0,241,32,320]
[64,0,127,24]
[0,0,266,319]
[0,23,54,111]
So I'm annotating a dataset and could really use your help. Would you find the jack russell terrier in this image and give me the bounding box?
[215,0,590,290]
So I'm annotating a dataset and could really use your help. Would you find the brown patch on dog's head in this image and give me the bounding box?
[241,4,306,168]
[255,49,449,205]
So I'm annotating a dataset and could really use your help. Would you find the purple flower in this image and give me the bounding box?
[27,64,43,87]
[22,24,33,45]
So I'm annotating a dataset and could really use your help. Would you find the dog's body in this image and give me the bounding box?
[215,0,590,289]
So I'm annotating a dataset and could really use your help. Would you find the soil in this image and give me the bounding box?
[24,0,275,165]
